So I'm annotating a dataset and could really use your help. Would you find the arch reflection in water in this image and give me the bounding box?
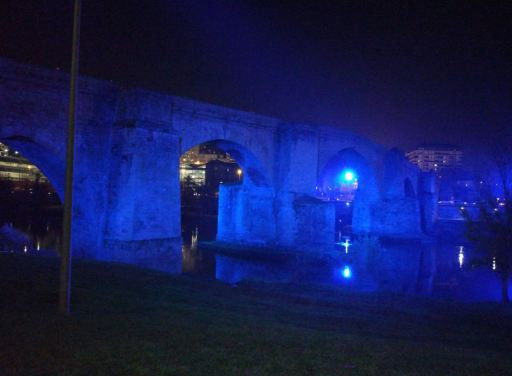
[215,255,295,285]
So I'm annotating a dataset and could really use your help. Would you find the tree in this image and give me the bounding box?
[463,127,512,303]
[463,199,512,303]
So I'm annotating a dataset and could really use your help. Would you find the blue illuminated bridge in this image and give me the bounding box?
[0,58,436,272]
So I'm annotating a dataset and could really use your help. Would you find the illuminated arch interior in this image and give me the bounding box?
[0,139,62,253]
[317,148,378,237]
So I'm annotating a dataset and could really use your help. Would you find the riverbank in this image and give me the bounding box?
[1,254,511,375]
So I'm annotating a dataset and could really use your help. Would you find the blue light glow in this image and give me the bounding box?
[335,169,357,187]
[342,265,352,279]
[343,170,355,182]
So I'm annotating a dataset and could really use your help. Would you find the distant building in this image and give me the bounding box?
[179,163,205,187]
[180,142,235,167]
[180,142,239,189]
[0,142,48,183]
[406,144,463,172]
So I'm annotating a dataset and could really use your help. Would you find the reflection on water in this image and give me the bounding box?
[181,216,216,277]
[182,243,216,277]
[216,255,294,284]
[336,237,351,254]
[191,227,198,249]
[0,213,60,256]
[10,203,61,254]
[341,265,352,279]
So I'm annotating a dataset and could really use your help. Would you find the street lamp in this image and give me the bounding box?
[237,168,242,181]
[59,0,81,315]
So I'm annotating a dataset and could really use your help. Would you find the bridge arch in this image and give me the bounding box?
[178,121,275,189]
[180,139,269,187]
[317,147,380,236]
[317,147,380,203]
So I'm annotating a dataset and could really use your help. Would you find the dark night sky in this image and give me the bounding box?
[1,1,510,151]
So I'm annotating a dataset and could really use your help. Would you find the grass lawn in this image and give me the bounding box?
[1,254,511,375]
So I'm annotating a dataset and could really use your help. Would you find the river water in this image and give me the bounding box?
[181,216,508,302]
[4,212,507,302]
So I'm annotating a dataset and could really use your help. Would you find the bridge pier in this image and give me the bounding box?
[101,122,182,272]
[217,185,335,251]
[217,184,277,245]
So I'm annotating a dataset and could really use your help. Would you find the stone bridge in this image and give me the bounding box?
[0,58,433,272]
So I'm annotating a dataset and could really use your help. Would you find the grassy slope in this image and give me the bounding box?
[1,254,511,375]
